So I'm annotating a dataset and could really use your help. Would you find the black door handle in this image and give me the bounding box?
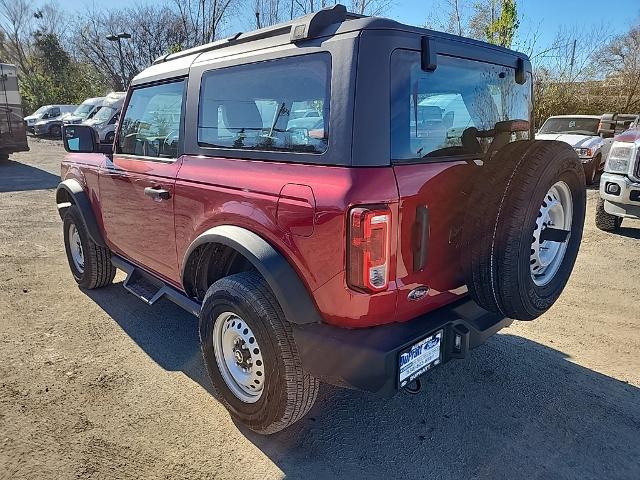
[144,186,171,200]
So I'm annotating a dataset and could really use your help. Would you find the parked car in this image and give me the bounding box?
[595,127,640,231]
[57,5,586,434]
[24,105,76,134]
[63,97,105,125]
[33,107,81,138]
[536,115,612,185]
[81,92,125,144]
[0,63,29,160]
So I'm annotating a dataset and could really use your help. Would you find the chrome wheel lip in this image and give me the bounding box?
[530,181,573,286]
[212,312,265,404]
[69,224,84,273]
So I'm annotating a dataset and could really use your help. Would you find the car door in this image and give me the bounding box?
[99,79,186,284]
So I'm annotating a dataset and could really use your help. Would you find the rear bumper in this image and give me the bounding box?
[292,297,512,397]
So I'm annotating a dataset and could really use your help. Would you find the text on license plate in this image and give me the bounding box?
[399,330,443,388]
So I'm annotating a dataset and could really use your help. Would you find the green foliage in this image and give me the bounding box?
[485,0,519,48]
[18,33,108,113]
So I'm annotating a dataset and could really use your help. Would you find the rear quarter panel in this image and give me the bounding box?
[174,156,400,328]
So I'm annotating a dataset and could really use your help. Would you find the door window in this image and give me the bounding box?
[48,107,60,118]
[391,51,532,162]
[198,53,330,154]
[118,79,185,159]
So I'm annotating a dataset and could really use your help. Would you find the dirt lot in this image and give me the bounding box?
[1,138,639,480]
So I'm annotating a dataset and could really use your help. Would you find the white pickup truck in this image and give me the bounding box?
[536,115,612,185]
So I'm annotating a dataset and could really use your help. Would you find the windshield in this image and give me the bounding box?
[92,106,116,123]
[73,104,95,118]
[31,106,49,116]
[539,117,599,136]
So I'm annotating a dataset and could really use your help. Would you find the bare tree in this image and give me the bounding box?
[349,0,392,16]
[253,0,283,28]
[424,0,487,39]
[598,26,640,112]
[173,0,239,45]
[531,25,610,125]
[73,4,192,89]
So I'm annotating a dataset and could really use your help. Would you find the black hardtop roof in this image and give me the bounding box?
[132,3,529,85]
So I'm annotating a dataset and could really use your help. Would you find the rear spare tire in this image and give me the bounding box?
[462,140,586,320]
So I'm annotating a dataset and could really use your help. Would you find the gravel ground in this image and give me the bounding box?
[1,138,639,480]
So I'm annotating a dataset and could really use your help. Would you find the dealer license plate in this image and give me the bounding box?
[398,330,443,388]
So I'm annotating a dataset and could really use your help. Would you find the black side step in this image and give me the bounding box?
[110,255,201,317]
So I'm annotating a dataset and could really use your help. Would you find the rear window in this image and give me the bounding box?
[198,53,330,154]
[391,51,532,162]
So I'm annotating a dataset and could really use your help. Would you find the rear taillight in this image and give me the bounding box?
[347,207,391,292]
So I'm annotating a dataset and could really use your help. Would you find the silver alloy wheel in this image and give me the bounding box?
[69,224,85,273]
[530,181,573,286]
[212,312,265,403]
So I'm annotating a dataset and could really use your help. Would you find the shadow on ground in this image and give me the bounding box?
[616,226,640,239]
[0,158,60,192]
[85,284,640,480]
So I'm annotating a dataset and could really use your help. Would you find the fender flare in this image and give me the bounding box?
[55,179,106,247]
[182,225,323,325]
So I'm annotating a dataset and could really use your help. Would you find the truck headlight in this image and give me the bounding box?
[605,142,636,174]
[574,147,593,158]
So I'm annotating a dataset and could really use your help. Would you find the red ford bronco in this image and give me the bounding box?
[57,5,586,434]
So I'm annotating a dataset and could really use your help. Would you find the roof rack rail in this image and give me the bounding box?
[153,3,356,65]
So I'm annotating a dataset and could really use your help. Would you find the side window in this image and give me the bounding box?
[118,79,185,159]
[109,111,120,125]
[391,51,532,162]
[198,53,330,154]
[49,107,60,118]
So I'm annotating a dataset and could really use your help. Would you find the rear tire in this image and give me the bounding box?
[63,206,116,289]
[199,271,318,434]
[595,197,622,231]
[585,155,600,185]
[462,140,586,321]
[49,124,62,138]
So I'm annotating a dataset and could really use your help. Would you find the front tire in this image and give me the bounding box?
[595,197,622,231]
[199,271,318,434]
[63,206,116,289]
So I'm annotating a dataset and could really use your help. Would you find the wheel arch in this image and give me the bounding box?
[56,179,106,247]
[182,225,323,325]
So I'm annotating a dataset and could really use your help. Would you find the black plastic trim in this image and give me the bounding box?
[181,225,323,325]
[111,255,202,316]
[292,297,512,397]
[412,205,429,272]
[421,36,437,71]
[55,179,106,247]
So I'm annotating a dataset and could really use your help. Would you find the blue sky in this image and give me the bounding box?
[65,0,640,52]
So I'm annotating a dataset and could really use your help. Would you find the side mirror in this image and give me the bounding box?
[63,125,111,154]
